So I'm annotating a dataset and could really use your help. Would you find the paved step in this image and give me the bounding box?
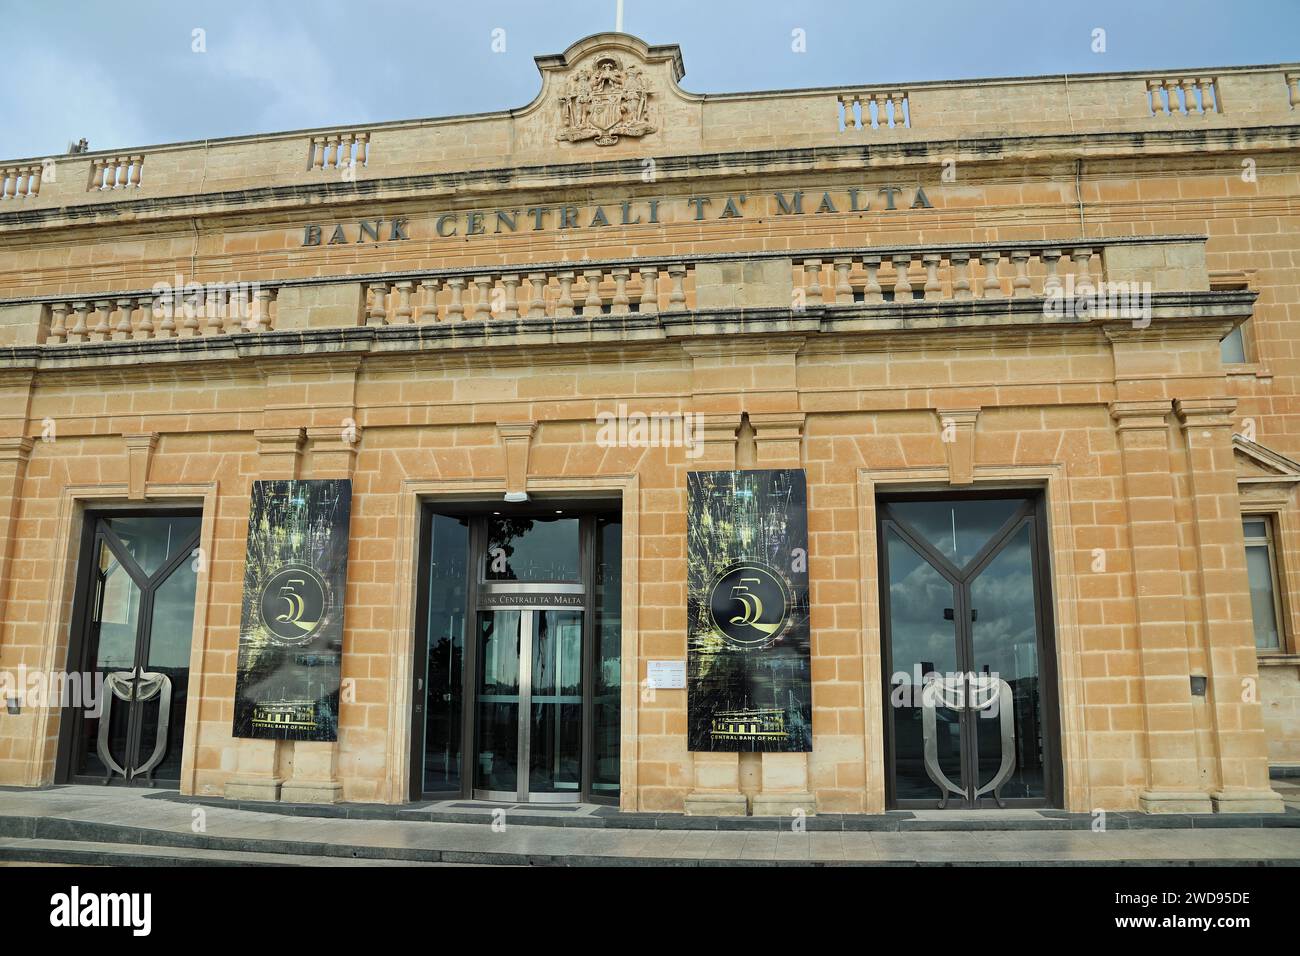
[0,837,471,867]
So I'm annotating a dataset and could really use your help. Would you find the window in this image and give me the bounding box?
[1243,516,1286,651]
[1220,324,1248,364]
[1212,276,1252,365]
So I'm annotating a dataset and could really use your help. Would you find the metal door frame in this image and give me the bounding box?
[877,491,1062,809]
[55,508,202,786]
[471,596,585,803]
[411,506,621,805]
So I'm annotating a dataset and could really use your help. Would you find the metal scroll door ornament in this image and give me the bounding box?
[96,666,173,782]
[920,674,1016,808]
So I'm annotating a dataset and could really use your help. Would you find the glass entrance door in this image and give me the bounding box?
[474,607,583,802]
[61,512,201,786]
[879,495,1060,809]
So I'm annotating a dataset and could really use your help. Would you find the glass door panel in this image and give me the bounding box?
[969,522,1045,802]
[474,610,522,797]
[527,609,583,797]
[884,527,964,802]
[420,514,468,794]
[591,515,622,796]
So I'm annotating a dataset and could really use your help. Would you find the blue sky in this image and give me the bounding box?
[1,0,1297,158]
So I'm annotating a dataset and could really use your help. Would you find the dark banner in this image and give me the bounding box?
[233,479,351,741]
[687,468,811,752]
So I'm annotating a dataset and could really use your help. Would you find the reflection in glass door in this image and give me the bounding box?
[473,607,583,802]
[879,495,1060,808]
[59,512,202,786]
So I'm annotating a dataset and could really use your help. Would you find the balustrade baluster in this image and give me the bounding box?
[980,251,1002,298]
[1011,250,1032,297]
[419,280,440,323]
[471,276,493,321]
[114,298,136,341]
[46,303,69,344]
[582,270,604,316]
[922,254,942,300]
[501,274,521,320]
[556,273,575,317]
[446,277,467,321]
[526,273,547,318]
[803,259,824,305]
[638,267,659,313]
[366,282,389,326]
[668,265,687,309]
[833,257,853,304]
[135,296,156,340]
[954,253,975,300]
[392,281,414,324]
[611,268,630,314]
[863,256,883,303]
[891,255,912,298]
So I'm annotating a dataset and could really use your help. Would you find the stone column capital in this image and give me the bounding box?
[1110,400,1172,430]
[1174,397,1238,430]
[0,436,34,462]
[254,427,306,480]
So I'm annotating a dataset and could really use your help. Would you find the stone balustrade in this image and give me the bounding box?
[309,131,369,171]
[796,242,1113,304]
[361,261,692,325]
[1146,75,1221,116]
[41,285,277,344]
[0,163,44,200]
[838,90,910,130]
[88,155,144,191]
[1,236,1211,348]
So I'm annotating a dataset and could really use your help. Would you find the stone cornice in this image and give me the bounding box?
[2,124,1298,236]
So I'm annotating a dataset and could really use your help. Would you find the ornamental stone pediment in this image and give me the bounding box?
[519,32,696,153]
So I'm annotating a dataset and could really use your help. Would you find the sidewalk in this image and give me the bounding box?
[0,786,1297,866]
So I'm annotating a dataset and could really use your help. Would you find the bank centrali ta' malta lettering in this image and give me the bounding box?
[557,55,655,146]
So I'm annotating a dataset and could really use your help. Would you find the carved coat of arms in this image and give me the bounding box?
[557,56,655,146]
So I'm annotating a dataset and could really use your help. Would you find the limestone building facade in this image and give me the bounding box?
[0,33,1297,815]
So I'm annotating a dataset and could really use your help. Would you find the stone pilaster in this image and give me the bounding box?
[276,425,361,805]
[0,437,34,642]
[683,410,747,815]
[747,411,816,816]
[1175,398,1284,812]
[224,426,305,803]
[1111,401,1213,813]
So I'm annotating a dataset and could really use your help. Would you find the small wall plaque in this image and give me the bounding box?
[646,660,686,689]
